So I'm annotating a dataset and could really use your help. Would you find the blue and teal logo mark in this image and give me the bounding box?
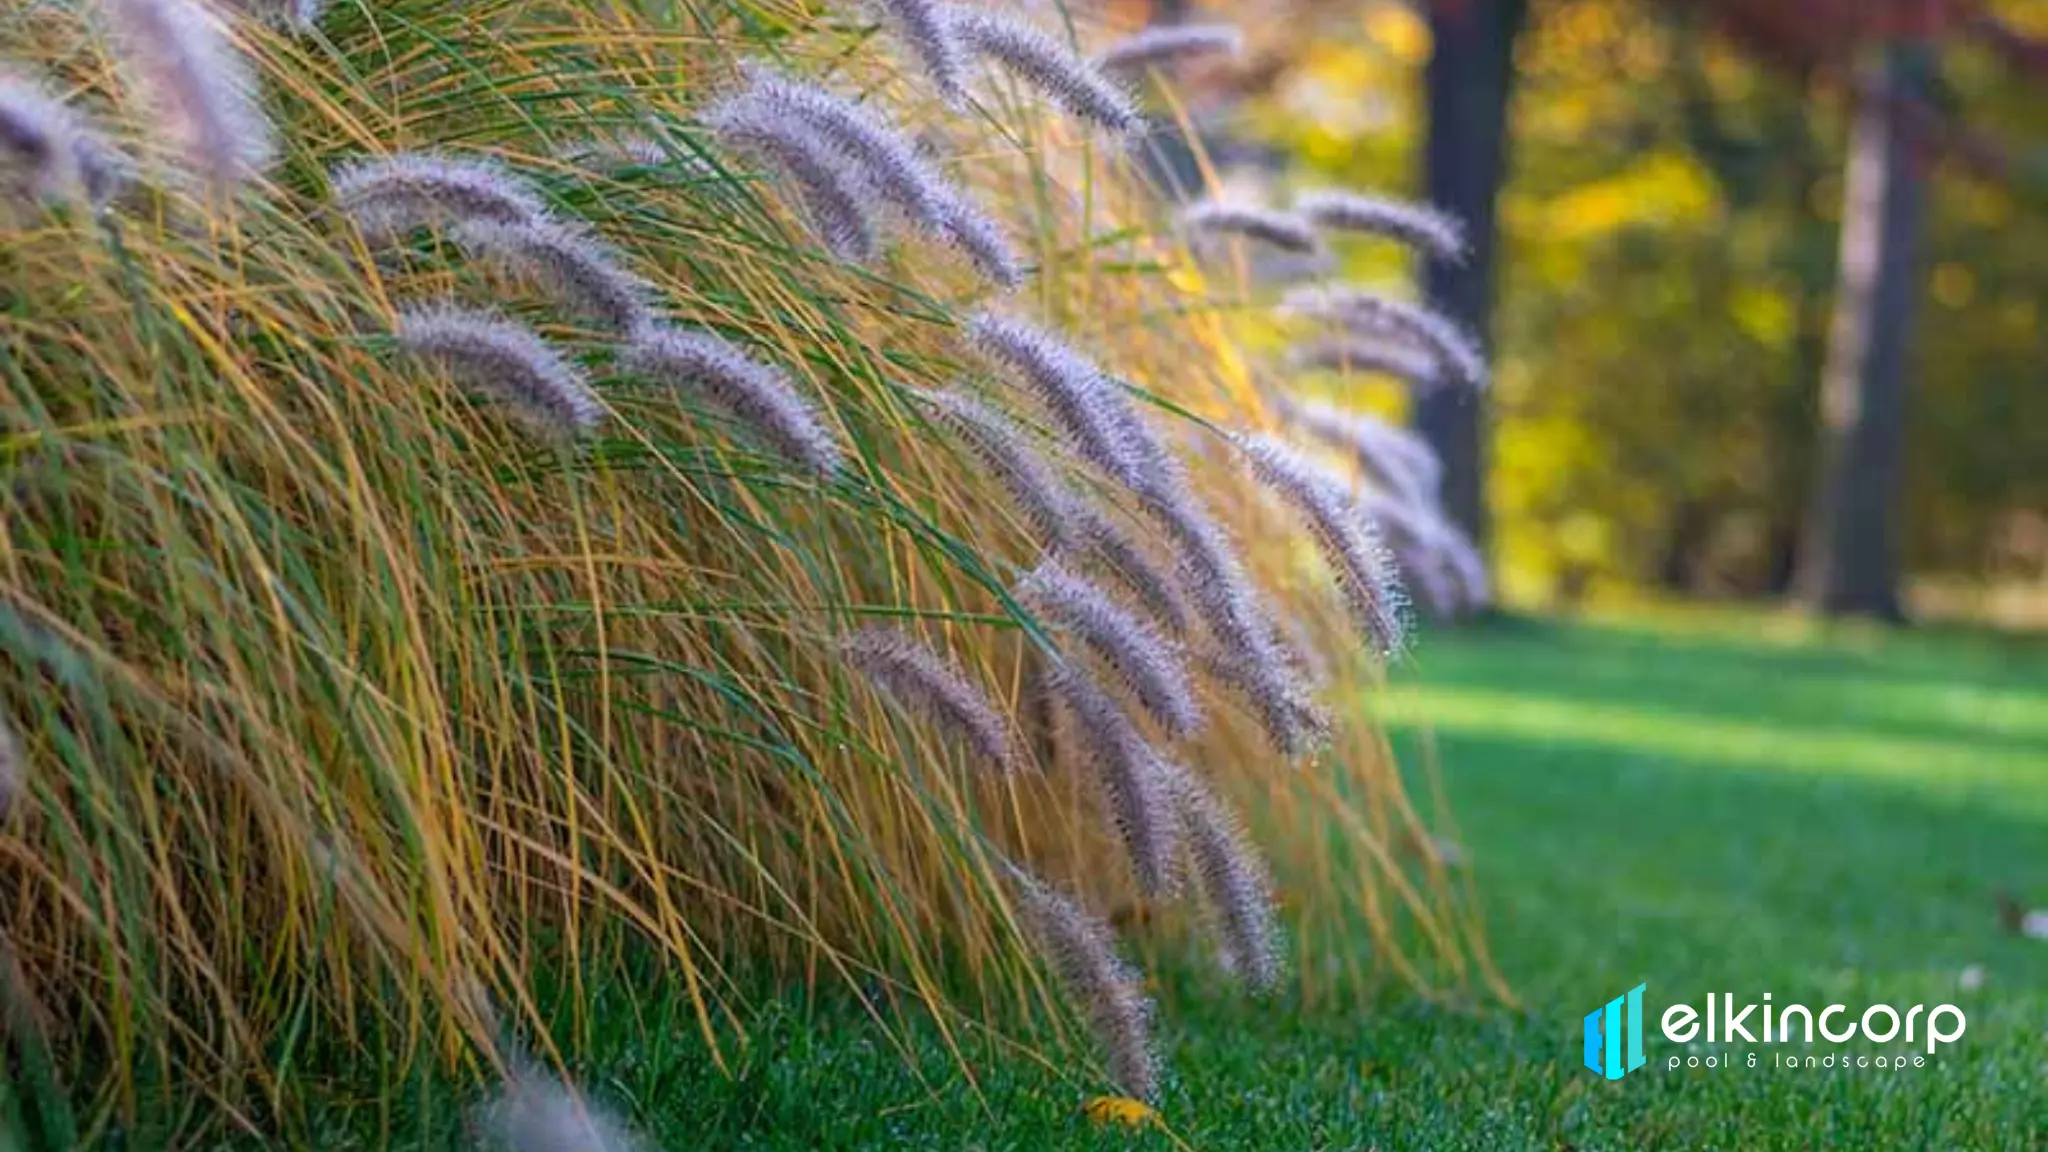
[1584,983,1647,1079]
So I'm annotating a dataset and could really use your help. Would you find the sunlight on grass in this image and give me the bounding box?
[1375,683,2048,815]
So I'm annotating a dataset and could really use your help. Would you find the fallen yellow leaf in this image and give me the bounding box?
[1082,1095,1160,1129]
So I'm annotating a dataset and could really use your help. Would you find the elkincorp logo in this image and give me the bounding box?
[1584,983,1647,1080]
[1582,985,1969,1079]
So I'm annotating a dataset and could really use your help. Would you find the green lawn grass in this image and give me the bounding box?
[221,612,2048,1149]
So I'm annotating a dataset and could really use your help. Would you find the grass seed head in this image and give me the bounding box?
[916,387,1078,548]
[943,7,1143,136]
[1239,434,1409,660]
[704,95,879,262]
[1281,398,1444,508]
[1069,507,1189,635]
[1172,771,1282,991]
[1284,334,1441,389]
[103,0,275,191]
[1093,24,1243,76]
[867,0,969,105]
[1019,559,1201,738]
[1003,862,1158,1101]
[0,70,124,208]
[1281,285,1489,389]
[333,152,552,241]
[622,326,842,478]
[964,312,1156,493]
[473,1065,649,1152]
[1179,200,1321,255]
[394,305,604,439]
[1043,661,1180,897]
[450,218,657,335]
[1294,188,1469,262]
[843,627,1021,772]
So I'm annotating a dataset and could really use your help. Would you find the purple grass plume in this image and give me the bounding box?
[703,96,878,262]
[1171,771,1281,991]
[843,626,1021,773]
[333,153,552,241]
[733,66,1021,287]
[450,218,656,334]
[1281,285,1489,389]
[1280,398,1444,508]
[916,387,1078,547]
[473,1063,650,1152]
[622,326,842,478]
[1239,434,1408,659]
[1093,24,1243,76]
[1070,507,1190,636]
[964,312,1162,494]
[942,7,1143,136]
[866,0,969,105]
[1042,660,1180,896]
[1001,861,1158,1101]
[0,71,124,208]
[1358,490,1489,617]
[1284,334,1440,389]
[103,0,275,191]
[1293,189,1468,262]
[1150,496,1328,756]
[1179,199,1321,255]
[1019,560,1200,738]
[395,306,603,439]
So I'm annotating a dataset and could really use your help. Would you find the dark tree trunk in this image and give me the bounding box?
[1418,0,1528,555]
[1796,42,1932,621]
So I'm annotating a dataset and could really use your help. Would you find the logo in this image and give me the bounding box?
[1584,983,1646,1080]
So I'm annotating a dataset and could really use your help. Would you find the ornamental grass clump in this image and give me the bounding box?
[0,0,1496,1135]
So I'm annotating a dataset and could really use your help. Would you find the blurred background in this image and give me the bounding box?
[1112,0,2048,628]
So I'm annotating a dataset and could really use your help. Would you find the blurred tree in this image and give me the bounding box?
[1420,0,1531,552]
[1796,42,1935,619]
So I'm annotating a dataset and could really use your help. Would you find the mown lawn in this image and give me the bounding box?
[272,612,2048,1148]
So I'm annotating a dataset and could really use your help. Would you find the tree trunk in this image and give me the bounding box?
[1796,42,1932,620]
[1418,0,1528,554]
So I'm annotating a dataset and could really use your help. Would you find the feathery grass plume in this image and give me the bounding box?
[1071,507,1189,635]
[1238,434,1408,660]
[964,312,1158,493]
[332,152,552,242]
[1361,490,1489,614]
[735,65,1020,286]
[1281,397,1444,508]
[1001,861,1157,1101]
[1284,334,1440,389]
[1178,200,1321,255]
[1149,495,1326,755]
[621,326,842,477]
[936,200,1027,289]
[942,7,1143,136]
[1170,770,1281,990]
[1042,660,1179,895]
[0,70,123,208]
[102,0,274,190]
[915,388,1078,547]
[1294,189,1469,262]
[842,626,1020,773]
[1093,24,1243,76]
[1281,285,1489,389]
[449,218,656,334]
[474,1063,649,1152]
[1019,560,1200,738]
[865,0,968,105]
[394,306,604,439]
[702,95,878,262]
